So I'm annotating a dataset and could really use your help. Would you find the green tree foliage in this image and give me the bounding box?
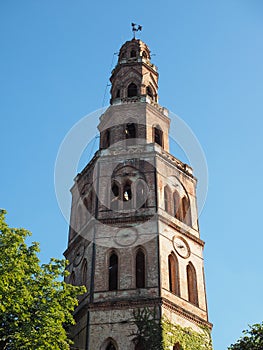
[0,209,85,350]
[228,322,263,350]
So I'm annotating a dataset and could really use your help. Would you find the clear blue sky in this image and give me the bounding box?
[1,1,263,349]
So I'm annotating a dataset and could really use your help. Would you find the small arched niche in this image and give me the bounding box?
[135,179,148,209]
[173,190,181,220]
[164,185,172,215]
[182,196,192,227]
[84,188,93,216]
[128,83,138,97]
[106,342,116,350]
[101,338,118,350]
[125,122,136,139]
[146,86,153,99]
[82,259,88,286]
[153,125,163,147]
[123,180,132,202]
[130,49,137,58]
[110,181,120,211]
[115,89,120,98]
[101,129,110,149]
[77,203,86,231]
[142,51,148,59]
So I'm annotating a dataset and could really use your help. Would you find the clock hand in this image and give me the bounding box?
[176,243,184,249]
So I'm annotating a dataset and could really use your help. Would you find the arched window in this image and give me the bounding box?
[136,180,147,209]
[173,343,181,350]
[125,123,136,139]
[130,49,137,58]
[146,86,153,99]
[84,189,93,216]
[153,126,163,147]
[142,51,147,59]
[128,83,138,97]
[106,341,116,350]
[103,129,110,149]
[116,89,120,98]
[111,182,120,211]
[164,185,172,215]
[109,252,118,291]
[78,204,85,230]
[136,249,146,288]
[168,253,180,296]
[112,183,119,197]
[182,196,192,227]
[102,338,118,350]
[123,181,132,202]
[82,259,87,286]
[187,263,198,306]
[173,190,181,220]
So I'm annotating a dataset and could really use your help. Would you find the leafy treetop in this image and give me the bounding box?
[0,209,85,350]
[228,322,263,350]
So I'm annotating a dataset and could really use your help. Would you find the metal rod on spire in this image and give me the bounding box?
[131,23,142,39]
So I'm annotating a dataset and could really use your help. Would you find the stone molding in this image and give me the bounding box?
[161,297,213,330]
[159,213,205,247]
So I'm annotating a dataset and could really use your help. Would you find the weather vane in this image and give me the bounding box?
[131,23,142,39]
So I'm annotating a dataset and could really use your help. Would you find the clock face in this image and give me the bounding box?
[114,228,138,247]
[173,236,190,258]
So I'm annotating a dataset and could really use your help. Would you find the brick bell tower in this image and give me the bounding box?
[64,36,212,350]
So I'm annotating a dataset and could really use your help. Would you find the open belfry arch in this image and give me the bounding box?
[64,30,212,350]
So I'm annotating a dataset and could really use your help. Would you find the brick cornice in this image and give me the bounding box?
[159,213,205,247]
[161,297,213,330]
[73,296,213,330]
[89,297,161,312]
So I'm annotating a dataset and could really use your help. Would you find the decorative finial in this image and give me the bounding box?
[131,23,142,39]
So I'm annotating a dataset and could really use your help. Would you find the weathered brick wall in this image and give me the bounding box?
[98,102,170,152]
[89,305,159,350]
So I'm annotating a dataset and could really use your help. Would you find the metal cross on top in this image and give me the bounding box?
[131,23,142,39]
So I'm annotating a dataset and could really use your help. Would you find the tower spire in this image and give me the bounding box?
[131,22,142,39]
